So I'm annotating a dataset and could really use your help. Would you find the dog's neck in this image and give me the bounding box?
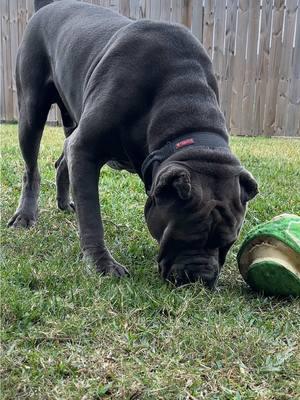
[141,132,230,193]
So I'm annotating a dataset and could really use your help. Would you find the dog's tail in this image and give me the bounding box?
[34,0,54,12]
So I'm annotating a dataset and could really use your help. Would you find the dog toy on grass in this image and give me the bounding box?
[237,214,300,296]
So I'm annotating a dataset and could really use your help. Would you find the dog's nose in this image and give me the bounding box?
[195,265,219,289]
[165,262,219,288]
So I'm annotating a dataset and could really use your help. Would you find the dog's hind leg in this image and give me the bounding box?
[55,155,75,212]
[55,103,77,212]
[8,94,51,228]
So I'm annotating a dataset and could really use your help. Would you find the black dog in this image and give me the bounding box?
[8,0,258,288]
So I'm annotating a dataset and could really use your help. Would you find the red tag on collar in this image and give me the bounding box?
[176,138,194,149]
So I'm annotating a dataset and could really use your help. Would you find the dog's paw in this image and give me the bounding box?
[57,200,75,212]
[83,249,129,277]
[97,259,129,277]
[7,211,36,229]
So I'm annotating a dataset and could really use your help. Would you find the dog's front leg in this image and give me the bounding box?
[65,134,128,277]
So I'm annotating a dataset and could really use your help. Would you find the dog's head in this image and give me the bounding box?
[144,150,258,288]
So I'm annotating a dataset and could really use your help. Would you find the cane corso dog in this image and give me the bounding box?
[8,0,258,288]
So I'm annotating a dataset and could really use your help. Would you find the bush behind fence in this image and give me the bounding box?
[1,0,299,136]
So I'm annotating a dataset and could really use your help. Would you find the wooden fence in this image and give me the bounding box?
[1,0,299,136]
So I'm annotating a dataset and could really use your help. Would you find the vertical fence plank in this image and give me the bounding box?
[221,0,238,129]
[139,0,147,18]
[212,0,226,109]
[18,0,27,43]
[253,0,273,136]
[119,0,130,16]
[1,0,13,121]
[130,0,139,19]
[0,2,5,121]
[241,0,260,134]
[25,0,34,22]
[275,0,298,136]
[171,0,182,24]
[10,0,19,121]
[160,0,171,21]
[264,0,285,136]
[47,105,56,124]
[181,0,192,28]
[109,0,119,12]
[286,4,300,136]
[203,0,214,57]
[149,0,161,20]
[191,0,203,42]
[231,0,249,135]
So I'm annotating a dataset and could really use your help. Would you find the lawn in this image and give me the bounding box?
[1,124,300,400]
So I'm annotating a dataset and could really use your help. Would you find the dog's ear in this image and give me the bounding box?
[152,165,192,203]
[239,169,258,203]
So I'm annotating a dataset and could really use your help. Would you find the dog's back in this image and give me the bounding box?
[24,0,131,60]
[18,0,131,118]
[34,0,53,11]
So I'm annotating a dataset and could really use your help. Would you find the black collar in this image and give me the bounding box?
[141,132,230,192]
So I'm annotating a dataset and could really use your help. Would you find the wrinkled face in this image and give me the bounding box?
[144,161,258,288]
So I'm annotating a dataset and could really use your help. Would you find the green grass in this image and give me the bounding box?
[1,124,300,400]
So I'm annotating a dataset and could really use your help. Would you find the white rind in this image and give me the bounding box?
[239,237,300,279]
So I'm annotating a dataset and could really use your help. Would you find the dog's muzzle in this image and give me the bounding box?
[159,249,220,288]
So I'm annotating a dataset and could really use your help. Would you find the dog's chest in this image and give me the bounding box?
[106,160,135,173]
